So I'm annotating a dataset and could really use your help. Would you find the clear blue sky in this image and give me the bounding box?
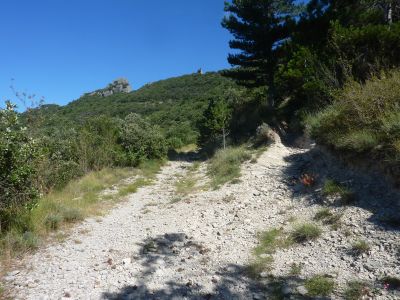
[0,0,231,107]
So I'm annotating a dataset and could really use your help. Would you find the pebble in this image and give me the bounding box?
[4,143,400,300]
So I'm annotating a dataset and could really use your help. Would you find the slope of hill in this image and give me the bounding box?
[30,72,239,147]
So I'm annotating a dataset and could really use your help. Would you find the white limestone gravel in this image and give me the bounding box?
[4,142,400,300]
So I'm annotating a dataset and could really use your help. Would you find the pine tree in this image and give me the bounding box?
[222,0,301,106]
[198,97,232,149]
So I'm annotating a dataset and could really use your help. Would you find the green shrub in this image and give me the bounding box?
[289,263,303,276]
[208,146,251,188]
[0,102,40,232]
[60,207,84,223]
[254,228,292,256]
[351,239,370,255]
[45,214,63,230]
[344,281,370,300]
[305,275,335,297]
[322,180,356,204]
[76,116,124,172]
[0,230,39,255]
[307,71,400,163]
[291,223,322,243]
[120,113,168,166]
[314,208,333,221]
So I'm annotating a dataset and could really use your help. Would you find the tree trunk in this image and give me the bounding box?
[222,127,226,149]
[388,2,393,24]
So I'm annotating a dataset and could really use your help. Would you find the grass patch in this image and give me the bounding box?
[314,208,343,229]
[351,239,370,255]
[248,228,293,279]
[247,255,274,279]
[174,161,203,195]
[291,223,322,243]
[208,146,251,189]
[305,275,335,297]
[44,214,63,231]
[344,281,371,300]
[188,161,201,172]
[254,229,293,256]
[289,263,303,276]
[169,197,182,204]
[0,161,162,259]
[118,178,152,197]
[322,179,356,204]
[307,72,400,161]
[314,208,333,221]
[175,177,198,195]
[175,143,198,153]
[0,230,39,257]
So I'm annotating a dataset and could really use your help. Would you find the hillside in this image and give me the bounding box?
[30,72,239,142]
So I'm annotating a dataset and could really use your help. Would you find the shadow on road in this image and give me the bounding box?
[101,233,265,300]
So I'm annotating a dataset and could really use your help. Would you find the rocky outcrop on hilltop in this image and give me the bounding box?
[89,78,132,97]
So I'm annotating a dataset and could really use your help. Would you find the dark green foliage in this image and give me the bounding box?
[222,0,301,90]
[28,72,238,148]
[307,72,400,176]
[0,102,39,232]
[75,116,124,171]
[120,113,167,165]
[222,0,400,139]
[198,97,232,149]
[305,275,335,297]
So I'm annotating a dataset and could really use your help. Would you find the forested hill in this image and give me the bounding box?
[33,71,237,126]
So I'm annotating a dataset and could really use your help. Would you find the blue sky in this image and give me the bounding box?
[0,0,231,107]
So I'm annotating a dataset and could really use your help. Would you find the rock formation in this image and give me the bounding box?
[89,78,132,97]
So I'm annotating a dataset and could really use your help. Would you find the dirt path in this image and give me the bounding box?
[4,143,400,299]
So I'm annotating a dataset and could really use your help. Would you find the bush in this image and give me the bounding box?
[351,239,370,255]
[0,102,40,232]
[0,230,39,255]
[120,113,167,165]
[314,208,333,221]
[45,214,63,230]
[76,116,124,171]
[322,179,356,204]
[307,71,400,165]
[291,223,322,243]
[60,207,84,223]
[207,146,251,188]
[344,281,370,300]
[305,275,335,297]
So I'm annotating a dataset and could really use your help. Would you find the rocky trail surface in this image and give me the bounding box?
[4,142,400,300]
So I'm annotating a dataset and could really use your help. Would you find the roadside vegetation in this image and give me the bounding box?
[305,275,335,297]
[207,146,251,189]
[307,73,400,170]
[0,102,166,260]
[0,161,162,260]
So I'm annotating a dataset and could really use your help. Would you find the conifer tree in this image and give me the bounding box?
[222,0,301,106]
